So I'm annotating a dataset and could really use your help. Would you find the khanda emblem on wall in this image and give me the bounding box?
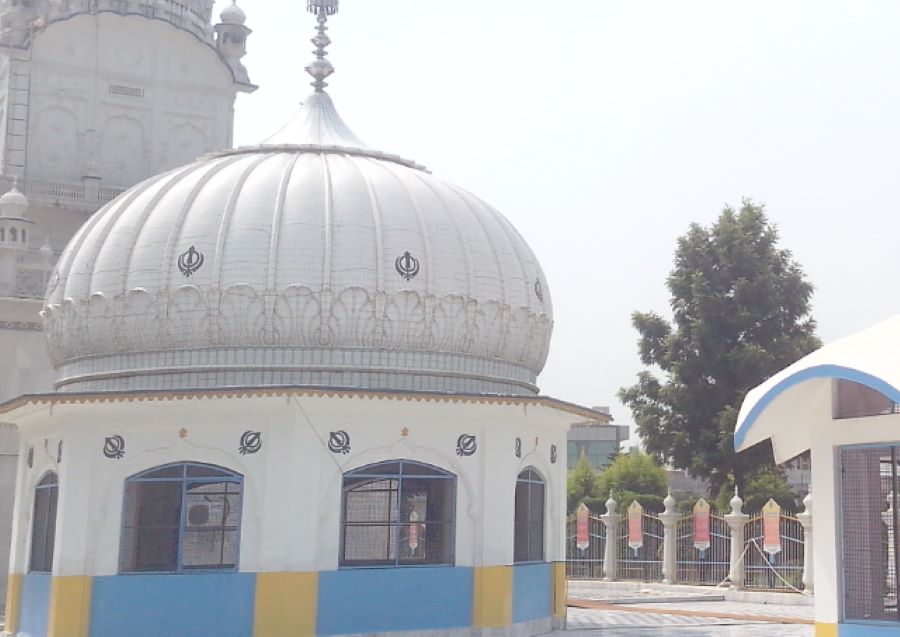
[178,245,205,278]
[395,251,420,281]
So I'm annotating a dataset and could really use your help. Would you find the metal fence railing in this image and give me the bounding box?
[617,513,663,582]
[565,495,810,593]
[566,511,605,579]
[743,513,805,591]
[675,512,730,585]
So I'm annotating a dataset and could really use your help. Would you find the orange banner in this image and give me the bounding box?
[628,501,643,551]
[762,499,782,555]
[576,503,590,550]
[693,498,711,551]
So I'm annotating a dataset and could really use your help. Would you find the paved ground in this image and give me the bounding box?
[560,580,814,635]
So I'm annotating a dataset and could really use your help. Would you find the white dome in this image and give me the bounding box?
[219,1,246,25]
[43,93,553,395]
[0,180,29,218]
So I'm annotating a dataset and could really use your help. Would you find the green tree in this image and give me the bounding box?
[596,451,668,512]
[567,453,602,514]
[619,201,820,497]
[714,464,797,513]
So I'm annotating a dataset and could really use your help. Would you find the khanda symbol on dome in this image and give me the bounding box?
[177,246,205,278]
[395,251,420,281]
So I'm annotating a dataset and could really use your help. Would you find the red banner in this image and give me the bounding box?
[576,503,590,550]
[628,501,643,551]
[762,499,782,555]
[693,498,711,551]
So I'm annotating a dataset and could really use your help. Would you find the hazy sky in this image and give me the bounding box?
[215,0,900,427]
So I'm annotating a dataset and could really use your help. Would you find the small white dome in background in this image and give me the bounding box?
[219,1,246,25]
[0,179,29,218]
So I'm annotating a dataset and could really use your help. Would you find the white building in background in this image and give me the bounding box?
[0,0,255,602]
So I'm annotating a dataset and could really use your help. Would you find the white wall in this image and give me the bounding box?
[6,393,573,577]
[17,13,239,185]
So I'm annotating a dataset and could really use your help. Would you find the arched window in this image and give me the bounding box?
[20,229,25,243]
[9,227,16,242]
[513,468,545,563]
[341,460,456,567]
[0,228,5,241]
[30,473,59,572]
[120,462,243,574]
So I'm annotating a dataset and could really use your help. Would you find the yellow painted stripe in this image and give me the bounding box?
[552,562,567,618]
[47,576,93,637]
[4,573,23,634]
[472,566,512,628]
[254,572,318,637]
[815,623,838,637]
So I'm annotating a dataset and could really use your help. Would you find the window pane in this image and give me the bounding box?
[187,464,235,478]
[30,480,58,572]
[350,462,402,477]
[528,482,545,562]
[345,479,398,524]
[121,526,180,572]
[399,522,453,565]
[343,524,394,563]
[341,463,455,567]
[514,471,545,563]
[120,464,243,573]
[182,529,236,569]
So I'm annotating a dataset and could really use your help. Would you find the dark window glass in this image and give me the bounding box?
[120,462,242,574]
[29,473,58,572]
[341,461,455,567]
[514,468,545,563]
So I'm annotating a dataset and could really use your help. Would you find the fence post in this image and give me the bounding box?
[600,493,620,581]
[725,487,749,590]
[797,491,813,594]
[659,489,678,584]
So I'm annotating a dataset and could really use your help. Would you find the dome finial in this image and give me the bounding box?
[305,0,339,92]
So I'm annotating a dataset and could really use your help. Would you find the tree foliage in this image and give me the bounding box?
[567,453,603,514]
[596,451,668,513]
[619,201,820,496]
[713,464,797,513]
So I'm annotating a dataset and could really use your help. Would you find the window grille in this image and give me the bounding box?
[108,84,145,99]
[840,445,900,622]
[120,463,243,574]
[30,473,58,573]
[340,460,455,567]
[514,468,545,563]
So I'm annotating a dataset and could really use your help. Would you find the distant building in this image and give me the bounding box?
[567,407,629,471]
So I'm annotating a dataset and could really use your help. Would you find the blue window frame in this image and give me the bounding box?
[514,467,545,563]
[30,472,58,573]
[119,462,243,574]
[340,460,456,567]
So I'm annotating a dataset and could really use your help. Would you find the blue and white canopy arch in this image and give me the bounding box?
[734,315,900,463]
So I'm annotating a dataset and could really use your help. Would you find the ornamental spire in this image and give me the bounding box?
[305,0,339,93]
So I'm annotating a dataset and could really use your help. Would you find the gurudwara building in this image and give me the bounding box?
[0,1,596,635]
[736,315,900,637]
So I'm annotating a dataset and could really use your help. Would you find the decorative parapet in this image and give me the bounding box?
[19,177,123,209]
